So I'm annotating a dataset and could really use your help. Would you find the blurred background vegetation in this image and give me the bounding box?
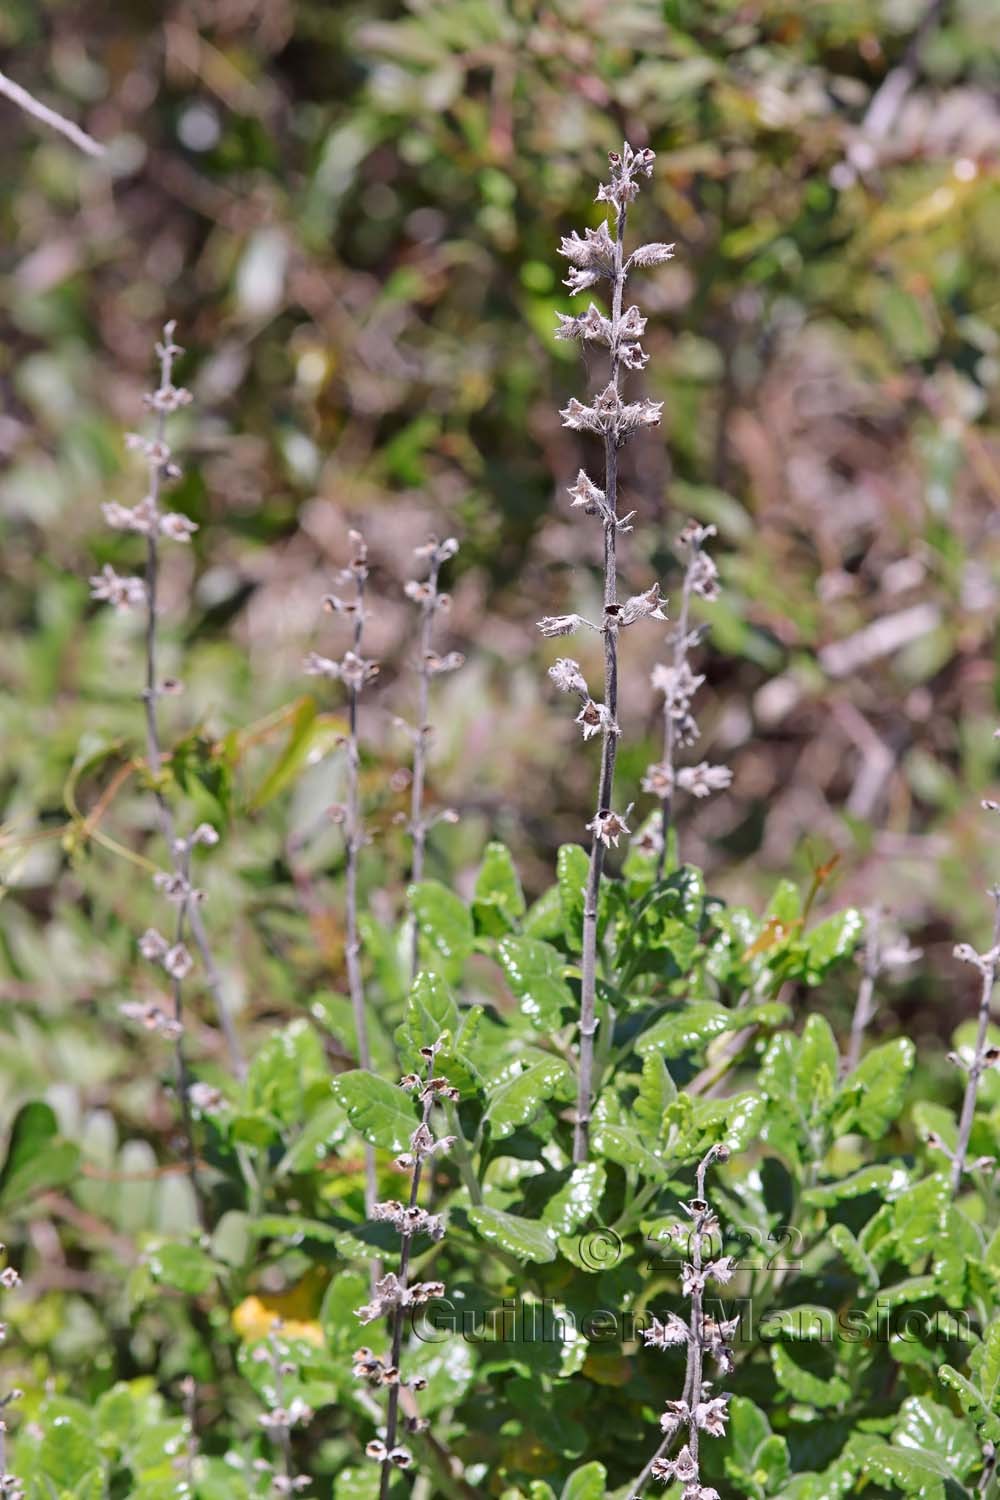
[2,0,1000,1386]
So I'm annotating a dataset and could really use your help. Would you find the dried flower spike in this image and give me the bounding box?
[550,143,674,1162]
[403,535,463,983]
[632,1147,734,1498]
[305,532,378,1222]
[353,1049,456,1500]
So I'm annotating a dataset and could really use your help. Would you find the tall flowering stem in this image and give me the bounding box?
[0,1256,24,1500]
[546,143,675,1163]
[843,908,920,1076]
[304,530,379,1218]
[353,1045,456,1498]
[643,523,727,880]
[254,1325,314,1497]
[93,323,244,1221]
[631,1145,736,1500]
[402,536,463,984]
[949,889,1000,1193]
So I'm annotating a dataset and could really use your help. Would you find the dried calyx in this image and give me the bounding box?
[304,529,379,1220]
[400,535,463,982]
[353,1039,457,1496]
[639,521,730,874]
[91,323,241,1217]
[634,1145,736,1499]
[540,142,676,1163]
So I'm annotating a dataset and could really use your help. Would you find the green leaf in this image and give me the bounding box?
[803,1164,904,1206]
[557,843,589,953]
[794,1014,839,1120]
[634,1053,677,1138]
[409,880,474,979]
[144,1240,217,1295]
[322,1271,376,1353]
[330,1071,418,1152]
[895,1395,980,1480]
[724,1397,791,1497]
[522,883,563,941]
[247,697,343,811]
[618,868,704,980]
[864,1274,937,1314]
[856,1438,947,1500]
[804,908,864,981]
[761,1304,838,1341]
[720,1092,766,1153]
[468,1206,556,1263]
[837,1037,915,1138]
[768,879,802,926]
[635,1002,731,1058]
[971,1320,1000,1412]
[937,1365,1000,1443]
[0,1100,79,1208]
[892,1174,950,1261]
[278,1097,352,1175]
[497,936,573,1029]
[770,1345,850,1407]
[404,1337,475,1415]
[395,973,482,1098]
[559,1463,607,1500]
[333,1466,381,1500]
[485,1056,572,1140]
[542,1163,606,1235]
[590,1120,666,1177]
[396,970,460,1061]
[36,1399,98,1490]
[913,1100,958,1152]
[828,1223,878,1288]
[246,1019,328,1126]
[474,842,526,933]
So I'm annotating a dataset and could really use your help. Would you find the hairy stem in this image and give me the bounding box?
[379,1092,434,1500]
[141,337,245,1081]
[951,894,1000,1194]
[343,561,377,1221]
[409,557,441,984]
[629,1147,722,1498]
[140,334,233,1216]
[844,907,881,1076]
[574,199,626,1166]
[655,542,698,881]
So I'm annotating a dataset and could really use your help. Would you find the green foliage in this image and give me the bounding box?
[5,2,1000,1489]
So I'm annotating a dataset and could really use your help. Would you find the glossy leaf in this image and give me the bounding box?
[330,1071,418,1152]
[497,935,574,1029]
[468,1206,557,1263]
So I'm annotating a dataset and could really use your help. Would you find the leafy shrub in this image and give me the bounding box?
[2,66,1000,1500]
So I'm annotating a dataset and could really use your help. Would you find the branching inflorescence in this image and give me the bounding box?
[400,536,464,983]
[544,143,676,1163]
[304,529,380,1217]
[354,1043,457,1498]
[92,323,243,1217]
[641,522,730,877]
[632,1146,736,1500]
